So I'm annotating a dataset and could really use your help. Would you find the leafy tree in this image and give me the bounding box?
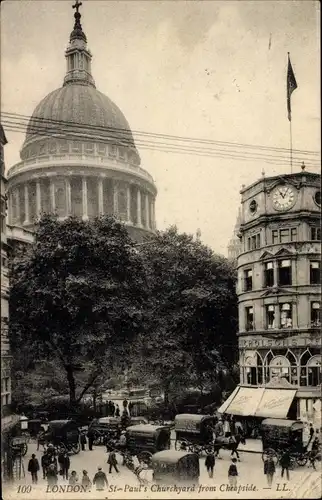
[135,226,238,404]
[9,215,148,407]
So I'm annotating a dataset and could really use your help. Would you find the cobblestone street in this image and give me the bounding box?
[3,441,321,500]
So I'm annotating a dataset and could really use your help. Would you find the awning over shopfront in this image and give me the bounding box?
[218,385,296,419]
[255,389,297,418]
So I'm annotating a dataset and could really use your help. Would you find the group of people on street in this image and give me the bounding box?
[204,452,239,486]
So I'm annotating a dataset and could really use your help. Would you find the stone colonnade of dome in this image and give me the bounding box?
[7,141,156,232]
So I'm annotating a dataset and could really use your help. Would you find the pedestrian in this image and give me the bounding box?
[107,450,119,473]
[58,448,65,475]
[308,423,314,446]
[69,470,78,485]
[280,449,291,480]
[263,453,276,488]
[41,450,50,479]
[28,454,40,484]
[81,470,92,490]
[309,437,319,470]
[93,466,108,491]
[235,420,243,436]
[80,432,87,451]
[205,452,215,478]
[115,404,120,417]
[118,431,127,465]
[61,453,70,480]
[87,428,94,451]
[228,458,238,487]
[46,464,58,487]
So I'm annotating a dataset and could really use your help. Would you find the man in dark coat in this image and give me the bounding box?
[61,453,70,480]
[28,454,40,483]
[205,452,215,478]
[107,450,119,473]
[80,432,87,451]
[280,449,291,480]
[87,428,95,451]
[93,467,108,491]
[263,455,276,488]
[41,451,50,479]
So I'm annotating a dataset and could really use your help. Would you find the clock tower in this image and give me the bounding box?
[219,167,321,428]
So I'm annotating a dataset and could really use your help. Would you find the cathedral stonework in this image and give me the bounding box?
[7,2,157,244]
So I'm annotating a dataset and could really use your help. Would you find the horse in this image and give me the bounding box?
[214,434,245,460]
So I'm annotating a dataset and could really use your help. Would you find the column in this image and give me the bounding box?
[113,181,119,215]
[273,261,278,287]
[126,186,131,223]
[136,188,142,226]
[82,177,88,219]
[98,178,104,215]
[65,178,71,216]
[16,188,21,224]
[36,179,41,217]
[145,194,149,228]
[8,192,13,225]
[50,178,56,213]
[24,184,30,224]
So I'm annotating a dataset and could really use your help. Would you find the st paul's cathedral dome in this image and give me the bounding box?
[7,1,156,244]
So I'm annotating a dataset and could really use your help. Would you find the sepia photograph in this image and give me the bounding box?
[1,0,321,499]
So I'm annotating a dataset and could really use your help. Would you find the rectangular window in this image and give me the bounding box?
[310,226,321,241]
[244,269,253,291]
[291,228,297,241]
[84,142,94,154]
[48,141,57,155]
[118,147,125,159]
[97,144,106,155]
[247,233,261,250]
[71,141,82,153]
[109,145,117,157]
[278,259,292,286]
[264,261,274,287]
[310,261,321,285]
[311,302,321,327]
[245,307,254,331]
[266,305,276,329]
[280,303,292,328]
[280,229,289,243]
[272,230,279,244]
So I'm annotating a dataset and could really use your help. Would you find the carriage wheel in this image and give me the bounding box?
[71,442,80,455]
[296,453,308,467]
[21,443,28,456]
[137,451,152,467]
[175,439,189,451]
[262,448,278,462]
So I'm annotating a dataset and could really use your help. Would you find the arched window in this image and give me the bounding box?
[269,355,291,382]
[243,351,263,385]
[264,350,274,383]
[286,350,298,385]
[300,349,312,387]
[307,356,322,387]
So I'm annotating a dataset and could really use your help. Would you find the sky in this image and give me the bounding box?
[1,0,320,256]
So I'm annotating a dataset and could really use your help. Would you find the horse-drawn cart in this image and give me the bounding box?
[38,419,80,455]
[126,424,171,465]
[261,418,308,467]
[174,414,214,454]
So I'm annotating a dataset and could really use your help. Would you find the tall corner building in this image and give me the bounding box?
[6,4,157,245]
[220,168,321,428]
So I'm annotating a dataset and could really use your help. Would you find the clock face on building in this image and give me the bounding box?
[272,185,297,211]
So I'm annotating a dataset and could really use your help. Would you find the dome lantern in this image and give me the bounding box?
[63,0,96,88]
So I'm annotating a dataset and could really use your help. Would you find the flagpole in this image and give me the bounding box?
[289,117,293,173]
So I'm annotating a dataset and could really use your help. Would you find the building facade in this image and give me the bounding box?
[1,124,12,420]
[235,169,321,425]
[6,3,157,245]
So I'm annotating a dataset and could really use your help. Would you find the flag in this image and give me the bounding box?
[287,53,298,121]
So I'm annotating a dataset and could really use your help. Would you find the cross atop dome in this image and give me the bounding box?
[70,0,87,43]
[64,0,95,87]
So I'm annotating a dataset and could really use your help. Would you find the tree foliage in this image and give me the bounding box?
[9,215,148,406]
[133,226,238,402]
